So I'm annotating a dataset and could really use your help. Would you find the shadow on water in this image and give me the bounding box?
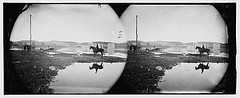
[108,61,228,94]
[89,62,104,74]
[157,62,228,93]
[195,62,210,74]
[49,62,125,94]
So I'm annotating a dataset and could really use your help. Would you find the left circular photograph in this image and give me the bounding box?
[8,4,127,94]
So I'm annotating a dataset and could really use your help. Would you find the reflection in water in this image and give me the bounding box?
[195,62,209,74]
[49,62,125,93]
[89,62,104,74]
[157,63,228,93]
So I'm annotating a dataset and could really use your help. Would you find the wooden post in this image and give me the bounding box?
[30,15,32,51]
[136,15,138,51]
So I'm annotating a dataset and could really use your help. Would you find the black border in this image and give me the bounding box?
[3,3,236,94]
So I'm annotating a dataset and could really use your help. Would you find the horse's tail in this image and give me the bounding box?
[99,64,103,69]
[205,66,209,69]
[206,49,210,55]
[100,48,104,52]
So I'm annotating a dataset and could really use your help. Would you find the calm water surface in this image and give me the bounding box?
[157,63,228,93]
[49,62,125,93]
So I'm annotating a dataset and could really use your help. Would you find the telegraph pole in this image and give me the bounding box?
[136,15,138,51]
[30,14,32,51]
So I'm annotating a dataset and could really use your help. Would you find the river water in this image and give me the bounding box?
[157,62,228,93]
[49,62,125,93]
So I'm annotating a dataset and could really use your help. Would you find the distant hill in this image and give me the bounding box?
[11,40,228,53]
[11,40,129,50]
[126,40,228,52]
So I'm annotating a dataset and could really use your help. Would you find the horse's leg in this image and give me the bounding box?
[95,69,97,73]
[93,51,96,56]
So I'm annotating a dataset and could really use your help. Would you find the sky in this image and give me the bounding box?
[10,4,126,43]
[121,5,228,43]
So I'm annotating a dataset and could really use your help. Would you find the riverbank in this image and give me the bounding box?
[6,50,229,94]
[6,50,126,94]
[108,50,228,93]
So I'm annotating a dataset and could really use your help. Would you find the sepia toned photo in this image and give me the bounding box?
[3,3,236,94]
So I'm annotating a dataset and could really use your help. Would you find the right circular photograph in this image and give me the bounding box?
[120,4,229,93]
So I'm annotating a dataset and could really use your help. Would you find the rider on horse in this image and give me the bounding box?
[202,45,205,49]
[196,45,210,55]
[90,43,104,56]
[96,44,99,49]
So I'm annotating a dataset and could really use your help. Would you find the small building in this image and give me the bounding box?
[23,44,35,51]
[213,43,220,55]
[107,43,115,55]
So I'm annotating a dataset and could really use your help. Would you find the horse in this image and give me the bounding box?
[89,62,104,73]
[195,62,209,74]
[195,46,210,55]
[90,46,104,55]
